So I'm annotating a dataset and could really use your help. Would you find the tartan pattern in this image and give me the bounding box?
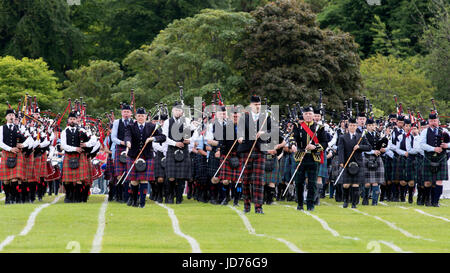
[153,151,166,178]
[0,150,26,181]
[126,157,155,181]
[24,153,37,182]
[207,155,221,178]
[86,160,94,184]
[62,153,91,183]
[281,153,296,182]
[104,155,114,180]
[165,146,191,179]
[240,149,265,206]
[193,153,208,180]
[362,154,385,184]
[113,145,128,177]
[34,153,48,178]
[423,154,448,182]
[219,152,241,182]
[402,156,416,181]
[317,159,328,178]
[382,156,394,182]
[392,156,403,181]
[415,155,424,186]
[264,157,281,184]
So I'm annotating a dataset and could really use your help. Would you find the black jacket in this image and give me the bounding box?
[338,133,371,166]
[125,122,166,159]
[237,112,272,153]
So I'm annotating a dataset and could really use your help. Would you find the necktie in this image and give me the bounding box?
[124,119,128,127]
[139,125,143,132]
[9,125,13,131]
[411,136,414,148]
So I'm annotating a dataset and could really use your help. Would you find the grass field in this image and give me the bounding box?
[0,193,449,253]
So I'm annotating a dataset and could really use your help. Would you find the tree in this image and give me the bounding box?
[63,60,124,117]
[235,0,362,112]
[370,15,410,57]
[0,56,61,117]
[360,54,436,116]
[0,0,84,79]
[121,9,254,110]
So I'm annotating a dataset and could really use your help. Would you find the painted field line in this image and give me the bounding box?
[0,197,5,202]
[157,203,201,253]
[284,205,359,241]
[228,205,304,253]
[379,202,389,206]
[351,209,435,242]
[377,240,412,253]
[411,208,449,223]
[0,195,63,251]
[90,195,109,253]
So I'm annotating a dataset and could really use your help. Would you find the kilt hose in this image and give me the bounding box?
[382,156,394,182]
[104,155,114,181]
[219,152,241,182]
[0,150,26,181]
[126,156,155,182]
[240,149,265,208]
[362,154,385,184]
[113,145,128,177]
[24,153,37,182]
[165,146,191,180]
[264,157,281,184]
[62,153,91,183]
[423,153,448,183]
[154,151,165,178]
[416,154,425,186]
[34,153,49,179]
[193,153,208,182]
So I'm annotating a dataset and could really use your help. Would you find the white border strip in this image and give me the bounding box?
[378,240,412,253]
[413,208,450,223]
[157,203,201,253]
[90,195,109,253]
[228,205,305,253]
[351,209,434,242]
[0,195,63,251]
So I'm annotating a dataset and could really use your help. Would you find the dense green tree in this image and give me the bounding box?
[360,54,436,116]
[235,0,362,112]
[63,60,124,117]
[0,56,62,117]
[0,0,84,79]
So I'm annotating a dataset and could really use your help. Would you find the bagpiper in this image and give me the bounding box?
[412,120,428,205]
[419,112,449,207]
[151,113,168,203]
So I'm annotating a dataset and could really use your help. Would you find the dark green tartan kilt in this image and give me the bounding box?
[392,156,404,181]
[423,153,448,183]
[401,156,416,181]
[264,158,281,184]
[415,154,425,186]
[382,156,394,182]
[281,153,296,183]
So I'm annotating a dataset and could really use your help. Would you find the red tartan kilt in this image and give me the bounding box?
[219,153,242,182]
[62,153,91,183]
[0,150,26,181]
[34,154,49,178]
[24,154,37,182]
[45,161,61,182]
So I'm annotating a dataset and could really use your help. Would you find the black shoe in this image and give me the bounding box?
[362,198,369,206]
[167,198,174,204]
[297,204,304,211]
[307,206,314,211]
[432,203,440,207]
[255,207,264,214]
[139,203,145,208]
[408,195,413,204]
[343,202,348,208]
[127,198,133,206]
[351,204,357,208]
[176,199,182,204]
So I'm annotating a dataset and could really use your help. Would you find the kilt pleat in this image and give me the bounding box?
[423,154,448,182]
[219,152,241,182]
[113,145,128,177]
[403,156,416,181]
[34,153,49,178]
[382,156,393,182]
[104,155,114,180]
[362,154,385,184]
[126,157,155,181]
[0,151,26,181]
[154,151,166,178]
[193,153,208,180]
[165,146,191,179]
[318,159,328,179]
[241,150,265,205]
[264,157,281,184]
[281,153,296,182]
[62,153,91,183]
[207,155,221,178]
[24,154,37,182]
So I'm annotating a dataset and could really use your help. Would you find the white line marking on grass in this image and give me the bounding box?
[351,209,435,242]
[321,201,332,206]
[0,197,5,202]
[0,195,63,251]
[379,202,389,206]
[90,195,109,253]
[377,240,412,253]
[228,205,305,253]
[412,208,450,223]
[284,205,359,241]
[157,203,201,253]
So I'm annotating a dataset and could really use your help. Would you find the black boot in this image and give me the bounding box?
[362,187,370,205]
[266,186,275,205]
[432,185,442,207]
[351,187,359,208]
[379,185,386,201]
[335,184,343,202]
[342,187,349,208]
[176,180,185,204]
[187,181,193,200]
[4,183,11,205]
[408,186,414,204]
[400,185,407,202]
[424,187,432,206]
[156,182,164,203]
[416,187,424,206]
[139,183,148,208]
[166,180,175,204]
[64,183,72,203]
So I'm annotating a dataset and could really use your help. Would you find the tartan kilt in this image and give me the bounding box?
[415,155,425,186]
[104,155,114,180]
[154,151,166,178]
[337,161,365,185]
[281,153,296,182]
[86,160,94,184]
[318,159,328,179]
[382,156,394,182]
[193,153,208,181]
[423,154,448,183]
[362,154,385,184]
[240,149,265,206]
[0,151,26,181]
[402,156,416,181]
[219,152,241,182]
[392,156,403,181]
[62,153,91,183]
[126,156,155,181]
[264,157,281,184]
[113,145,128,177]
[207,155,221,178]
[34,153,49,178]
[24,154,37,182]
[165,146,191,179]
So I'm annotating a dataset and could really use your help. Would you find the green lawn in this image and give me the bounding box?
[0,193,449,253]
